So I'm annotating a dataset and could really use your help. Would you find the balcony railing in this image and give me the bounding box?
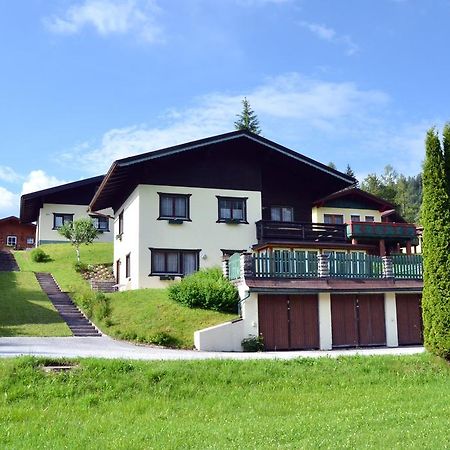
[347,221,417,240]
[256,220,348,244]
[228,252,423,281]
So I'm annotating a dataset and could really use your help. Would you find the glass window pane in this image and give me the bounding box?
[282,208,293,222]
[351,215,360,222]
[271,207,281,221]
[160,196,173,217]
[334,215,344,224]
[166,253,179,273]
[174,197,187,218]
[183,252,197,275]
[219,199,231,219]
[54,216,63,227]
[232,200,244,219]
[365,216,375,222]
[324,215,332,224]
[153,252,165,273]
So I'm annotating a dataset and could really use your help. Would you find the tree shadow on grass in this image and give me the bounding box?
[0,272,69,335]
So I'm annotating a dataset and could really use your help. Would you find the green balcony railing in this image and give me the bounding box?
[328,253,384,279]
[253,251,318,278]
[392,254,423,279]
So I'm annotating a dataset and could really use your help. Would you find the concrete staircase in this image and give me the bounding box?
[35,272,101,337]
[0,250,19,271]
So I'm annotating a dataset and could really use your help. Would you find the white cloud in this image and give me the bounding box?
[59,73,391,173]
[45,0,163,43]
[0,187,18,214]
[0,166,21,183]
[21,170,67,195]
[300,21,359,56]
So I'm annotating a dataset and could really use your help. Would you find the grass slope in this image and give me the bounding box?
[0,272,70,337]
[1,354,449,448]
[98,289,237,348]
[14,244,235,347]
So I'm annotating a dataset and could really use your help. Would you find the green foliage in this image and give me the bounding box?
[73,261,88,273]
[74,291,111,323]
[421,127,450,359]
[30,248,51,263]
[241,335,264,352]
[345,163,355,178]
[58,218,99,262]
[148,331,180,347]
[168,268,238,312]
[327,161,336,169]
[234,97,261,134]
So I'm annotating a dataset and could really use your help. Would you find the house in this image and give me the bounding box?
[0,216,36,250]
[20,175,114,245]
[89,130,423,352]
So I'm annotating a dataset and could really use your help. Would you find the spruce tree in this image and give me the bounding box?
[345,164,355,178]
[421,127,450,359]
[234,98,261,135]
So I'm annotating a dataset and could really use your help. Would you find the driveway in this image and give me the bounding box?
[0,336,425,360]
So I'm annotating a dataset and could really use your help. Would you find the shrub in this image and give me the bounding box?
[74,261,88,273]
[31,247,51,263]
[75,291,111,322]
[168,267,238,312]
[148,332,179,347]
[241,335,264,352]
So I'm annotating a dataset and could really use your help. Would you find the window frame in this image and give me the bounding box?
[216,196,248,224]
[125,253,131,279]
[157,193,192,221]
[350,215,361,222]
[270,206,294,222]
[6,235,17,247]
[90,215,110,232]
[118,211,124,235]
[149,248,200,277]
[52,213,74,230]
[323,214,344,225]
[365,215,375,223]
[26,237,34,245]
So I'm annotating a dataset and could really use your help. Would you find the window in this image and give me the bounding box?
[217,197,247,223]
[158,193,191,220]
[53,213,73,229]
[271,206,294,222]
[323,214,344,225]
[26,237,34,245]
[365,216,375,222]
[118,211,124,235]
[91,215,109,231]
[125,253,131,278]
[350,215,361,222]
[6,235,17,247]
[150,249,199,276]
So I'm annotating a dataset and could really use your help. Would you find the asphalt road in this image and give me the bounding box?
[0,336,425,360]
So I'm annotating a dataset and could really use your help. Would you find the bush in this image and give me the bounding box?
[74,261,88,273]
[31,248,51,263]
[168,267,238,312]
[148,332,179,347]
[75,291,111,322]
[241,335,264,352]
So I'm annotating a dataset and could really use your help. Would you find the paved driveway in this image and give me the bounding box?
[0,336,425,360]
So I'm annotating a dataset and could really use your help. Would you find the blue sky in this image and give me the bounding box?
[1,0,449,216]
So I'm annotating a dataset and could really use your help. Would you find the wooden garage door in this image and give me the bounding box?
[258,295,319,351]
[331,294,386,347]
[396,294,423,345]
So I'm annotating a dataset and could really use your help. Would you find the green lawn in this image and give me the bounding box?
[0,272,71,337]
[1,354,449,449]
[14,244,236,347]
[99,288,237,348]
[14,243,113,294]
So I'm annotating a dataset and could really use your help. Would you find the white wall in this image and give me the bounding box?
[312,206,382,223]
[194,320,244,351]
[125,184,262,289]
[37,203,114,244]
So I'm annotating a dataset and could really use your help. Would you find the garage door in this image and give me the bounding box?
[258,295,319,351]
[396,294,423,345]
[331,294,386,348]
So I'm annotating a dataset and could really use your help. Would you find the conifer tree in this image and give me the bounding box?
[345,164,355,178]
[421,127,450,359]
[234,98,261,135]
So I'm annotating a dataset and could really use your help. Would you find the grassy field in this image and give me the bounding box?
[14,244,236,347]
[14,243,113,294]
[96,288,237,347]
[0,272,70,337]
[1,353,449,449]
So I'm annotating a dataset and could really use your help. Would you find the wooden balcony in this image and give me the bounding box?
[256,220,348,244]
[347,221,417,240]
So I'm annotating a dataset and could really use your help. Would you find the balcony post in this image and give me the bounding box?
[240,253,253,279]
[318,253,330,278]
[382,256,394,278]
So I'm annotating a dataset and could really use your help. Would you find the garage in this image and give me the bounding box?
[258,294,319,351]
[331,294,386,347]
[396,294,423,345]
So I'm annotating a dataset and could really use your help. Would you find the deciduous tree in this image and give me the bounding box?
[58,218,99,263]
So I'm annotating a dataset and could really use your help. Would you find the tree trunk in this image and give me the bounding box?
[76,247,80,263]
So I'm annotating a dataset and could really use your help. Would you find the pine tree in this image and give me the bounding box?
[234,98,261,135]
[421,127,450,359]
[345,164,355,178]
